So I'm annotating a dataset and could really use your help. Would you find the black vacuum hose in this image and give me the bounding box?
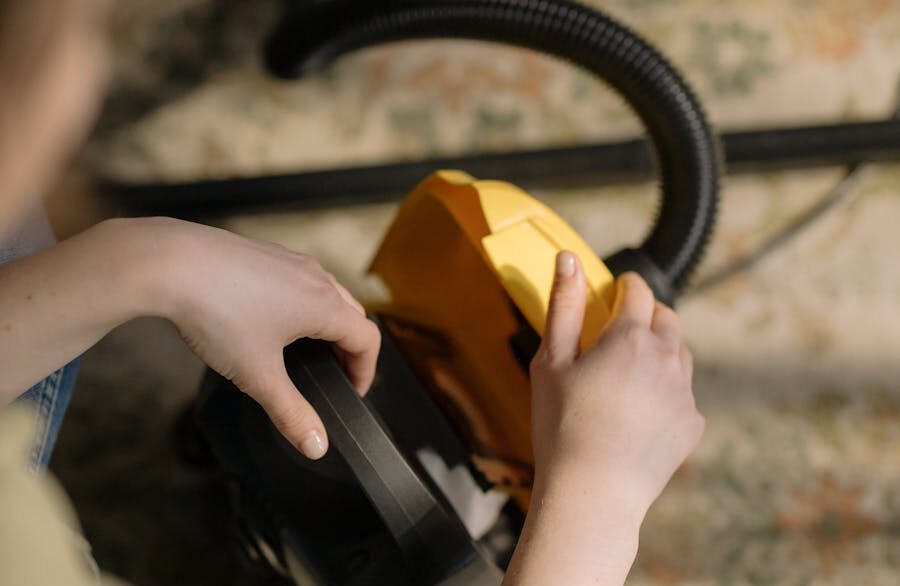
[265,0,721,300]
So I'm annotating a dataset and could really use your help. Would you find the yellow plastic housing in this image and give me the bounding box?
[370,171,615,508]
[477,179,615,350]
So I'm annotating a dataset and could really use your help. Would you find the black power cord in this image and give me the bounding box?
[688,82,900,295]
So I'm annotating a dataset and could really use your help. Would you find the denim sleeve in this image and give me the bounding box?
[2,205,79,471]
[14,360,81,470]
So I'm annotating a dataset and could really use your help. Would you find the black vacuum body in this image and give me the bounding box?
[197,321,506,585]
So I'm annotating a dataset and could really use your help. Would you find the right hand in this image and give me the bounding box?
[529,252,705,515]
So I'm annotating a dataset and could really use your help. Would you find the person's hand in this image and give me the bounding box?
[529,251,704,515]
[503,253,704,585]
[148,218,380,459]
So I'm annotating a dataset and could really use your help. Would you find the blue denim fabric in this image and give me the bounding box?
[14,360,80,470]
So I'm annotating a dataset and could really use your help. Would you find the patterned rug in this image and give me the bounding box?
[53,1,900,584]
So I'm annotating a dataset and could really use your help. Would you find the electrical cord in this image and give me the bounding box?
[688,82,900,296]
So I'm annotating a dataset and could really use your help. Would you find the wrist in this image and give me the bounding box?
[92,217,188,322]
[534,458,650,527]
[508,461,645,585]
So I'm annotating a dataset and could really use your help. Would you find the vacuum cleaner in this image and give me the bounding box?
[191,1,720,584]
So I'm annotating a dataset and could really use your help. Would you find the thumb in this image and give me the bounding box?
[252,363,329,460]
[537,251,587,367]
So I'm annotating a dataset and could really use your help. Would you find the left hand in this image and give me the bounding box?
[145,217,381,459]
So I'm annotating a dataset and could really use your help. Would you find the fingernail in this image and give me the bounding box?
[556,251,576,278]
[300,430,327,459]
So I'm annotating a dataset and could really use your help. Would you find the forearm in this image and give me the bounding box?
[503,466,645,586]
[0,218,170,402]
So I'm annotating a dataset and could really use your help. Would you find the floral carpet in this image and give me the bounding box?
[53,1,900,585]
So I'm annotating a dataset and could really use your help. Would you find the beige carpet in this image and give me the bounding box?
[53,1,900,584]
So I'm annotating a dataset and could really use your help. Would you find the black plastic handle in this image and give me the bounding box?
[284,338,503,585]
[265,0,721,302]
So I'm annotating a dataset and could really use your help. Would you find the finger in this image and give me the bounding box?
[283,251,365,316]
[538,251,587,367]
[312,301,381,395]
[255,365,328,459]
[328,274,366,316]
[611,272,655,329]
[651,301,682,348]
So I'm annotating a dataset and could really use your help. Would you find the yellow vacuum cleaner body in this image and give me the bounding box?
[194,162,714,584]
[190,2,719,584]
[370,171,616,508]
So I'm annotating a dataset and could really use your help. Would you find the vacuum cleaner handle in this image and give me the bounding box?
[265,0,721,304]
[284,338,503,585]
